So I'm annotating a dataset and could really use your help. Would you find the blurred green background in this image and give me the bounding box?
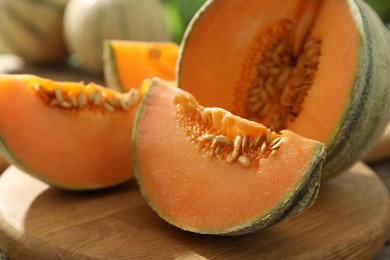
[365,0,390,22]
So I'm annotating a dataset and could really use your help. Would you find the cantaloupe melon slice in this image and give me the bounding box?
[0,74,141,190]
[133,79,326,235]
[104,40,179,92]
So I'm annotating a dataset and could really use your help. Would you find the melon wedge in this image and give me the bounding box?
[104,40,179,92]
[177,0,390,179]
[133,79,326,235]
[0,74,141,190]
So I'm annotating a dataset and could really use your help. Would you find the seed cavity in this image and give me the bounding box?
[33,83,140,112]
[234,19,322,132]
[175,97,285,169]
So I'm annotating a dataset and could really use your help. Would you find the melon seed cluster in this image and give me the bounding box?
[198,129,284,167]
[32,83,140,112]
[174,95,284,168]
[236,19,321,131]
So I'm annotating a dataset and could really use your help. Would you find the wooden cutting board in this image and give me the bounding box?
[0,163,389,259]
[365,123,390,163]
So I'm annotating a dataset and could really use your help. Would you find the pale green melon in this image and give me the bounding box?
[63,0,170,73]
[0,0,69,63]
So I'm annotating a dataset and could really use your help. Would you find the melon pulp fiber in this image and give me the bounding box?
[178,0,390,180]
[133,79,326,235]
[104,40,179,92]
[0,74,141,190]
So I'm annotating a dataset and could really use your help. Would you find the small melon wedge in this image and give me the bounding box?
[103,40,179,92]
[133,79,326,235]
[0,74,141,190]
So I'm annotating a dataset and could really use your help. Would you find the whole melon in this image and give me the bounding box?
[0,0,69,63]
[63,0,170,73]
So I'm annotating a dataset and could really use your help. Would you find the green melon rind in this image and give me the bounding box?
[133,79,326,235]
[103,41,126,93]
[177,0,390,181]
[220,146,325,236]
[322,0,390,179]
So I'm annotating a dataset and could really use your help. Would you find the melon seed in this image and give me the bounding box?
[92,91,103,106]
[89,89,97,101]
[77,91,87,108]
[234,134,243,151]
[59,100,72,108]
[69,95,77,107]
[271,138,284,150]
[214,135,233,146]
[54,87,64,102]
[103,102,115,112]
[260,141,267,153]
[199,134,216,142]
[236,19,321,131]
[266,128,272,144]
[241,135,247,153]
[230,149,240,161]
[215,145,222,156]
[270,137,282,147]
[174,96,286,169]
[238,155,251,167]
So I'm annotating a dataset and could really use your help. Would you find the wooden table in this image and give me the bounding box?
[0,55,390,259]
[370,161,390,259]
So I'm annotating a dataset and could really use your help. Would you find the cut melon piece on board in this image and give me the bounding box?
[133,79,326,235]
[0,74,141,190]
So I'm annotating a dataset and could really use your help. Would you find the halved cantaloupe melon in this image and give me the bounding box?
[104,40,179,92]
[0,74,142,190]
[133,79,326,235]
[177,0,390,179]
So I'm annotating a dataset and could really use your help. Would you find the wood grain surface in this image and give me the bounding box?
[0,163,389,259]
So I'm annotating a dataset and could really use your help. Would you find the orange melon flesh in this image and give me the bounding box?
[134,79,325,234]
[104,40,179,92]
[178,0,359,145]
[0,74,139,190]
